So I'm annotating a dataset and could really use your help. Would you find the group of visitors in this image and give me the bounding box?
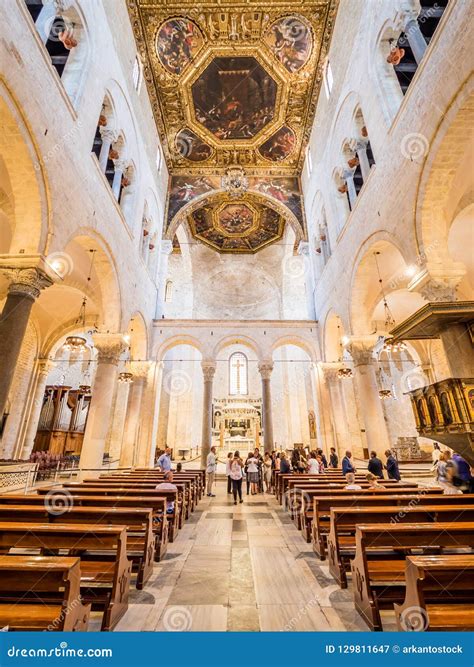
[344,471,386,491]
[341,448,401,481]
[432,443,474,494]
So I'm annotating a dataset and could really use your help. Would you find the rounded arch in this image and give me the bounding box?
[0,78,49,254]
[165,188,304,243]
[126,311,149,360]
[155,335,204,363]
[415,76,474,269]
[349,233,421,335]
[212,335,262,361]
[58,227,123,331]
[271,335,317,362]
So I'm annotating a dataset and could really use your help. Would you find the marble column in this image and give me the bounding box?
[78,333,127,477]
[259,361,274,453]
[321,364,352,458]
[404,18,427,65]
[347,339,391,453]
[107,379,131,464]
[120,361,149,468]
[310,363,335,452]
[353,140,371,181]
[0,267,53,420]
[98,128,117,172]
[21,358,54,459]
[156,240,173,318]
[342,168,357,208]
[200,361,216,468]
[139,360,164,467]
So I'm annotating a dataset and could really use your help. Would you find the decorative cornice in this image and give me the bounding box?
[419,279,458,303]
[345,337,378,367]
[3,266,53,300]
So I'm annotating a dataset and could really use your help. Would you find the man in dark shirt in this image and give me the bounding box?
[367,451,384,479]
[329,447,339,468]
[385,449,401,481]
[342,450,355,475]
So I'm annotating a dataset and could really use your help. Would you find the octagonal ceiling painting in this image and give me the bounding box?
[189,198,284,253]
[128,0,339,253]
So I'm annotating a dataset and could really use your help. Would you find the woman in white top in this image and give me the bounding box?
[225,452,233,495]
[230,451,244,505]
[247,455,259,495]
[307,452,320,474]
[263,452,272,492]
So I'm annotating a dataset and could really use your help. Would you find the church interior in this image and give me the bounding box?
[0,0,473,635]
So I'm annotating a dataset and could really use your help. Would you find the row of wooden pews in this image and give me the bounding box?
[274,469,474,631]
[0,467,205,631]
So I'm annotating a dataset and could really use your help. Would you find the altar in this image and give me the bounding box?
[213,398,262,453]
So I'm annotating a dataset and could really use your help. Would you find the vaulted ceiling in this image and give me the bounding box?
[128,1,339,252]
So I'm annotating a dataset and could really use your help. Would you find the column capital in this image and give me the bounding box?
[345,337,378,367]
[418,279,459,303]
[2,266,53,300]
[409,266,465,303]
[37,358,54,378]
[297,241,310,257]
[160,240,174,256]
[394,1,420,30]
[201,360,216,382]
[258,361,274,380]
[129,360,151,379]
[99,127,118,142]
[92,333,128,365]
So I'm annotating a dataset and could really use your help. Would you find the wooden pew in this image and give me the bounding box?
[0,555,90,631]
[328,504,474,588]
[350,521,474,630]
[394,555,474,631]
[275,472,368,503]
[309,491,453,554]
[105,471,204,503]
[286,480,419,523]
[0,505,154,589]
[37,487,180,543]
[0,494,169,559]
[0,522,131,631]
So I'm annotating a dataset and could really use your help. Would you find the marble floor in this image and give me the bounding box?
[96,476,400,633]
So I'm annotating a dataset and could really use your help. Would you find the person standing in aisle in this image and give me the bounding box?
[206,446,217,497]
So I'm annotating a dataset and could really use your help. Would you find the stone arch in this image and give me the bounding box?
[350,233,423,335]
[415,76,474,279]
[212,335,262,362]
[271,335,317,362]
[0,78,49,254]
[155,335,204,363]
[126,311,149,360]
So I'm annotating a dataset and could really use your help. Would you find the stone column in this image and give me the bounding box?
[0,267,53,420]
[120,362,149,468]
[139,360,164,467]
[297,241,316,319]
[259,361,274,453]
[342,168,357,208]
[78,333,127,477]
[353,140,371,181]
[404,18,427,65]
[156,240,173,318]
[347,339,391,453]
[21,358,54,459]
[107,379,131,464]
[321,365,352,458]
[200,361,216,468]
[112,158,127,199]
[98,128,117,172]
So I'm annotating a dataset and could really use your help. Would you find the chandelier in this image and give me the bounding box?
[63,250,97,353]
[337,367,353,379]
[118,372,133,384]
[379,388,392,399]
[221,166,249,199]
[383,338,407,352]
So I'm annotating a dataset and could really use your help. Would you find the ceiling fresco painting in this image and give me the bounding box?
[128,1,339,253]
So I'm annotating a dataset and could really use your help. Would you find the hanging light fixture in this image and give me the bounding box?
[336,323,353,379]
[63,250,96,352]
[373,251,407,352]
[118,344,133,384]
[379,388,392,399]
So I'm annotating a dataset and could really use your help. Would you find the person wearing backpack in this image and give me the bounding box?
[230,451,244,505]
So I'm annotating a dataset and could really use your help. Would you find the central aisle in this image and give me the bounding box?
[114,477,370,632]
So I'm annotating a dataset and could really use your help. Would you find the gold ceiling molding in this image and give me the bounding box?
[127,0,339,178]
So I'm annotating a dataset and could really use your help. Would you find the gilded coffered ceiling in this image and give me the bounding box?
[127,0,339,252]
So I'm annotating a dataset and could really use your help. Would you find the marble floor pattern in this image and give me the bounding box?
[108,479,391,632]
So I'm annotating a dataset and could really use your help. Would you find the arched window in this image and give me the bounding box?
[165,280,173,303]
[132,55,142,91]
[229,352,248,396]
